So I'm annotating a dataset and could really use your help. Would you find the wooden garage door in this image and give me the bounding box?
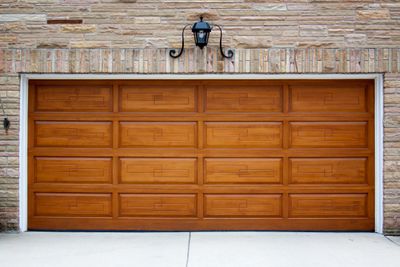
[28,80,375,231]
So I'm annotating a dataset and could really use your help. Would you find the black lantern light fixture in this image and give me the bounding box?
[0,96,10,134]
[169,16,234,59]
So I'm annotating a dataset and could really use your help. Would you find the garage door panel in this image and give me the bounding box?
[35,85,113,112]
[204,158,282,184]
[119,194,197,217]
[290,122,368,148]
[120,86,196,112]
[119,122,196,148]
[120,158,197,184]
[35,157,112,183]
[34,193,112,217]
[35,121,113,148]
[204,194,282,217]
[289,85,367,112]
[205,122,282,148]
[289,194,368,218]
[205,86,282,112]
[289,158,367,184]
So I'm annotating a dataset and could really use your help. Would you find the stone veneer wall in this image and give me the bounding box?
[0,0,400,234]
[1,1,400,49]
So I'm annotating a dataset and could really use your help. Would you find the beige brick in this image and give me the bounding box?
[357,9,391,20]
[70,41,111,48]
[134,17,161,24]
[0,14,46,22]
[186,10,220,21]
[232,36,272,48]
[253,4,287,11]
[60,25,96,33]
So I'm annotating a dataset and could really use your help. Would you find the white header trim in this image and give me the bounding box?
[19,73,384,233]
[23,73,381,80]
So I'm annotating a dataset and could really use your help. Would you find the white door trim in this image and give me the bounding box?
[19,73,384,233]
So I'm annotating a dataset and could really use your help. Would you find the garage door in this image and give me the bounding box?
[28,80,375,231]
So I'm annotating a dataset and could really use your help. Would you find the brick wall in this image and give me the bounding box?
[384,73,400,235]
[0,74,19,232]
[0,1,399,234]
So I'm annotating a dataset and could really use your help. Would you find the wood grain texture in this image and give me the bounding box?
[204,194,282,217]
[120,86,196,112]
[119,122,196,148]
[206,86,282,112]
[289,194,368,218]
[35,85,113,112]
[35,157,112,183]
[34,193,112,217]
[289,85,367,112]
[289,122,368,148]
[28,80,375,231]
[35,121,112,148]
[204,158,282,184]
[205,122,282,148]
[289,158,367,184]
[119,194,196,217]
[120,158,196,184]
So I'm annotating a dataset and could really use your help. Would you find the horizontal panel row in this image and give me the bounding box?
[34,84,369,113]
[34,157,368,185]
[34,121,369,148]
[33,193,368,218]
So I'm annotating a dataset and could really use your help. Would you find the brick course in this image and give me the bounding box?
[0,1,399,234]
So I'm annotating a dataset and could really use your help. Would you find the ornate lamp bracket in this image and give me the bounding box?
[169,24,192,59]
[213,24,234,59]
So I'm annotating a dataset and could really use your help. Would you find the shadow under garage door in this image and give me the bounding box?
[28,79,375,231]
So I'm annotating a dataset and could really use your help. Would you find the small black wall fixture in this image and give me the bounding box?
[0,97,10,134]
[169,16,234,59]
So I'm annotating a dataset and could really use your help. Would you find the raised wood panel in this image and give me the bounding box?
[119,194,196,217]
[290,158,367,184]
[120,158,196,184]
[119,122,196,148]
[290,122,368,148]
[120,86,196,112]
[35,121,112,148]
[204,194,282,217]
[205,86,282,112]
[35,86,112,112]
[289,194,368,218]
[204,158,282,184]
[290,85,367,112]
[35,157,112,183]
[34,193,112,217]
[205,122,282,148]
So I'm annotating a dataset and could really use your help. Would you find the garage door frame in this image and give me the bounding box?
[18,73,384,233]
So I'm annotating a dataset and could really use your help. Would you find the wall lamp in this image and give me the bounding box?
[169,16,234,59]
[0,97,10,134]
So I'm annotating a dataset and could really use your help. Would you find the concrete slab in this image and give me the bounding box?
[188,232,400,267]
[387,236,400,246]
[1,232,399,267]
[0,232,189,267]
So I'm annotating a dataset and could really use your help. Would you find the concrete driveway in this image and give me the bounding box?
[0,232,399,267]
